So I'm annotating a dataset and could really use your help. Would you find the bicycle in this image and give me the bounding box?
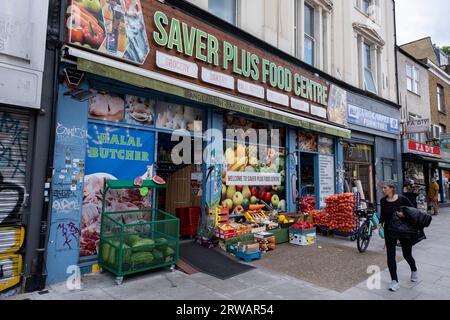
[355,200,380,253]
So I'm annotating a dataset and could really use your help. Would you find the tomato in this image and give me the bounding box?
[71,27,84,43]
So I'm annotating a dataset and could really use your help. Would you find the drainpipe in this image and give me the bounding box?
[33,0,65,291]
[393,0,400,106]
[392,0,403,195]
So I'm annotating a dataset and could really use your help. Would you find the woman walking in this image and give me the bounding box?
[379,181,419,292]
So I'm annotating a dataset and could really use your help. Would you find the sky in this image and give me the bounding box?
[395,0,450,48]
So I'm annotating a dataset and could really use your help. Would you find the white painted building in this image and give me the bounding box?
[185,0,398,103]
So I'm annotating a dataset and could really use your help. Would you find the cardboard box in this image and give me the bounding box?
[289,230,316,246]
[237,241,260,253]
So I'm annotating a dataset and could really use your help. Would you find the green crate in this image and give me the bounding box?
[98,179,179,279]
[270,228,289,244]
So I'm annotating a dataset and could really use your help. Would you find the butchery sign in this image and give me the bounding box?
[65,0,349,128]
[80,123,155,257]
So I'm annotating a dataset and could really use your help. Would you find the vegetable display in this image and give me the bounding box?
[300,196,316,212]
[323,193,356,233]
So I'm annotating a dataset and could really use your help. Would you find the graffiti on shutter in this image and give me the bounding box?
[0,111,28,226]
[0,111,28,293]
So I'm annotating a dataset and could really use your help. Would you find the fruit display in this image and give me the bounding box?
[300,196,316,212]
[291,221,315,230]
[244,211,267,224]
[277,215,295,224]
[311,210,330,227]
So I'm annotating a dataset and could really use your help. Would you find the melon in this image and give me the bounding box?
[152,175,166,185]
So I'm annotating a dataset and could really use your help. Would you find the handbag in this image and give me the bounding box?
[378,226,385,239]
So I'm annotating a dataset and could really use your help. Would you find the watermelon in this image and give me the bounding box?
[152,175,166,185]
[134,176,143,186]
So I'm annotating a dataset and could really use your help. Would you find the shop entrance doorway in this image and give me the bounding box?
[300,153,318,198]
[155,133,203,216]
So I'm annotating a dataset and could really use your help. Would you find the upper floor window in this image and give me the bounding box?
[437,84,445,113]
[363,42,377,94]
[440,124,447,137]
[294,0,332,71]
[304,3,315,66]
[406,64,419,95]
[208,0,237,25]
[362,0,372,15]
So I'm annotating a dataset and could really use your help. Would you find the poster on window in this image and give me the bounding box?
[299,132,318,152]
[319,155,335,208]
[80,123,155,257]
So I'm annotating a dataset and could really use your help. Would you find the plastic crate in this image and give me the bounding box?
[176,207,201,237]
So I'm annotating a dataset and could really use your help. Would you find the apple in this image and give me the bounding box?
[82,0,102,14]
[276,198,285,211]
[250,196,258,204]
[232,192,244,206]
[236,185,243,192]
[264,192,272,204]
[226,186,236,200]
[222,199,233,210]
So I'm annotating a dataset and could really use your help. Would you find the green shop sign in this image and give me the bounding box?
[152,10,328,107]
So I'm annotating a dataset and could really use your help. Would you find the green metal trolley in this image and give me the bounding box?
[98,179,179,285]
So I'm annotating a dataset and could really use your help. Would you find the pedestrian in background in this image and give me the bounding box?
[428,177,440,216]
[379,181,418,292]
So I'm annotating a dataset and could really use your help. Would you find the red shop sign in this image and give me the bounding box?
[408,140,441,157]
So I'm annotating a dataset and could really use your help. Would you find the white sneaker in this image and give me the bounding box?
[389,280,400,292]
[411,271,418,282]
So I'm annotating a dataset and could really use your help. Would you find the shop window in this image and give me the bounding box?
[208,0,237,25]
[88,90,156,127]
[298,132,318,152]
[222,115,287,213]
[88,90,126,123]
[155,102,203,131]
[343,143,374,202]
[383,161,393,181]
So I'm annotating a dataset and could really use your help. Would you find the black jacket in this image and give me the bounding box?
[400,206,433,229]
[387,206,431,245]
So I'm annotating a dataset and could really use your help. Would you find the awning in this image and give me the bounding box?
[403,153,442,164]
[66,46,351,139]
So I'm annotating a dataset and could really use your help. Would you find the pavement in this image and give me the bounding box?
[4,208,450,301]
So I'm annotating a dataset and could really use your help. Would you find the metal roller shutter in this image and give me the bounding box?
[0,110,29,226]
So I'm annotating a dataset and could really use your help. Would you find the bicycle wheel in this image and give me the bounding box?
[357,223,371,253]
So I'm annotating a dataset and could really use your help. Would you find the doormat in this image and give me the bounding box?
[252,243,401,293]
[179,241,255,280]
